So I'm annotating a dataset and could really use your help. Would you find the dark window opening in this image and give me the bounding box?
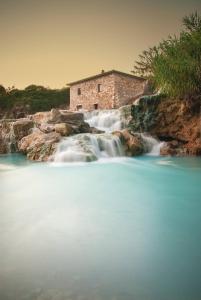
[77,88,81,95]
[97,84,101,92]
[76,104,82,111]
[94,103,98,110]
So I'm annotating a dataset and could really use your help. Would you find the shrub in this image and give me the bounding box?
[0,85,70,115]
[132,12,201,99]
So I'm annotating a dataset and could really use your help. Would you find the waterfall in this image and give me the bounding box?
[53,109,125,163]
[0,121,17,153]
[53,133,124,162]
[52,108,163,163]
[140,133,164,156]
[84,109,123,132]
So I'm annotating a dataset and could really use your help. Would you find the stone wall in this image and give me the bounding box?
[70,74,115,111]
[114,74,147,108]
[70,73,146,111]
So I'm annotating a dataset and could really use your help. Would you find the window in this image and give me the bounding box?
[77,88,81,95]
[76,104,82,111]
[97,84,101,92]
[94,103,98,110]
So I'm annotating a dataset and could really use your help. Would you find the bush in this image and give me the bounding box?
[132,12,201,99]
[0,85,6,96]
[0,85,70,115]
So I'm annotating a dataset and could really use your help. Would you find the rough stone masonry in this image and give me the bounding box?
[69,70,147,111]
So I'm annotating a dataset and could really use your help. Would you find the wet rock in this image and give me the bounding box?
[130,95,201,156]
[0,120,18,153]
[48,109,84,124]
[38,123,55,133]
[0,137,8,153]
[18,131,61,161]
[119,105,132,127]
[12,118,34,140]
[0,118,33,154]
[50,108,61,123]
[30,111,52,124]
[77,121,91,133]
[59,110,84,123]
[54,123,73,136]
[89,127,105,134]
[160,143,177,156]
[29,108,90,135]
[113,129,144,156]
[160,139,201,156]
[30,109,83,125]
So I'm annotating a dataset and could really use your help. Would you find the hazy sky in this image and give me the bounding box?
[0,0,201,89]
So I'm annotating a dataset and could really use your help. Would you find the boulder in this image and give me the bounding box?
[76,121,91,133]
[113,129,144,156]
[130,95,201,156]
[50,108,61,123]
[38,123,55,133]
[160,142,177,156]
[54,123,73,136]
[30,111,51,124]
[0,137,8,153]
[12,118,34,140]
[89,127,105,134]
[59,110,84,122]
[48,109,84,124]
[18,131,61,161]
[185,139,201,155]
[0,120,17,153]
[160,139,201,156]
[30,109,84,125]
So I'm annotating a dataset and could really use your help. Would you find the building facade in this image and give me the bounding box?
[69,70,147,111]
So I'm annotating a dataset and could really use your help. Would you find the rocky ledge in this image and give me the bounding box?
[0,109,94,161]
[130,95,201,156]
[0,96,200,161]
[113,129,144,156]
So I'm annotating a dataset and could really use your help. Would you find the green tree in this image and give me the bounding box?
[132,12,201,99]
[0,85,6,96]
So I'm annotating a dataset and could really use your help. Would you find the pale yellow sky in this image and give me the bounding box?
[0,0,200,89]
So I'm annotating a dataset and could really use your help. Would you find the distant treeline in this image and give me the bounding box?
[132,12,201,99]
[0,84,70,118]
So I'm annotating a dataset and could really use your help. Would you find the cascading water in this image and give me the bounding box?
[140,133,165,156]
[53,109,125,163]
[53,133,123,162]
[84,109,122,132]
[53,109,164,163]
[0,121,17,153]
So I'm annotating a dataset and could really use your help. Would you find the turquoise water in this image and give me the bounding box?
[0,154,201,300]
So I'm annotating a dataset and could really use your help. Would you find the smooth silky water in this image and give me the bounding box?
[1,110,201,300]
[0,153,201,300]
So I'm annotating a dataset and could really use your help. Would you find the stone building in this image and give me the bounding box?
[69,70,147,111]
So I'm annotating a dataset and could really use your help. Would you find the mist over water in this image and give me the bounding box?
[0,154,201,300]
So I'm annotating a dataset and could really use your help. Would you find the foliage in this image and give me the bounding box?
[132,12,201,99]
[0,85,70,115]
[0,85,7,96]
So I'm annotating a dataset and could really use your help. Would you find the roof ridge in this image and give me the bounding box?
[67,70,145,86]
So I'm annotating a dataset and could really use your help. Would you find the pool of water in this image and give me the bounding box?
[0,154,201,300]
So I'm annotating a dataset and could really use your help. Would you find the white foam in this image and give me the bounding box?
[84,109,123,132]
[53,133,124,163]
[140,133,164,156]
